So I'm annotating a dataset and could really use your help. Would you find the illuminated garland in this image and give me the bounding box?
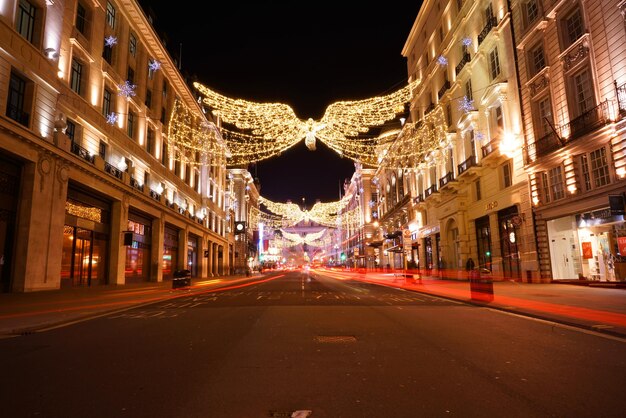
[259,195,353,227]
[193,81,417,164]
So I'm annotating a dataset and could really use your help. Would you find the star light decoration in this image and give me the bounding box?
[118,80,137,100]
[437,55,448,66]
[458,95,475,113]
[191,80,417,165]
[462,37,473,47]
[148,59,161,72]
[106,112,118,125]
[105,35,118,47]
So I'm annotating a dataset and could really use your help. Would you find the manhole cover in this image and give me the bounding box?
[315,335,357,343]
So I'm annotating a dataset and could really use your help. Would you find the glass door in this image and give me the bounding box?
[72,228,93,286]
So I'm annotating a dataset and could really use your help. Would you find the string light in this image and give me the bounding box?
[193,80,417,164]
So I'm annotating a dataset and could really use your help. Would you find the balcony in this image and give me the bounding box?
[104,162,123,180]
[530,130,562,161]
[562,101,611,141]
[478,16,498,46]
[130,177,144,192]
[439,171,459,192]
[438,80,450,100]
[71,142,95,164]
[149,189,161,201]
[414,194,424,204]
[425,102,435,115]
[455,52,471,76]
[457,155,480,179]
[424,184,438,199]
[6,104,30,127]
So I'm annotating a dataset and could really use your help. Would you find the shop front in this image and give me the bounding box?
[61,185,110,287]
[187,233,199,277]
[125,210,153,283]
[163,224,179,280]
[548,203,626,281]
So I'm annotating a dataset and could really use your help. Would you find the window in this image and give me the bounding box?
[127,67,135,85]
[581,154,591,191]
[525,0,539,25]
[590,147,610,188]
[494,105,504,133]
[185,164,191,184]
[75,2,88,35]
[540,172,550,203]
[503,160,513,188]
[469,130,476,156]
[489,47,501,80]
[161,141,168,165]
[160,107,166,124]
[485,2,494,21]
[439,26,444,44]
[106,1,116,29]
[16,0,37,44]
[103,40,113,64]
[66,120,76,141]
[175,160,181,176]
[7,71,30,126]
[564,7,584,47]
[162,81,168,99]
[70,58,84,96]
[146,128,155,155]
[548,166,565,201]
[145,89,152,109]
[129,33,137,57]
[529,43,546,76]
[475,179,482,201]
[465,79,473,101]
[103,88,112,116]
[446,103,452,127]
[573,69,593,114]
[536,96,553,136]
[127,111,135,138]
[99,141,107,159]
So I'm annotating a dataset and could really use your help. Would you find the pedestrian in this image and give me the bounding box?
[466,257,475,271]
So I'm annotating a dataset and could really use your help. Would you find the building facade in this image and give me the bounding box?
[399,0,538,280]
[228,168,259,273]
[0,0,230,292]
[513,0,626,281]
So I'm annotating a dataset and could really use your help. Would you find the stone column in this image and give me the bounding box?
[150,214,164,282]
[108,198,127,285]
[489,212,502,277]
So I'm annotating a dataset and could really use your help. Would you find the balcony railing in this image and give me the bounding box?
[438,80,450,100]
[561,100,610,142]
[478,16,498,46]
[617,82,626,117]
[104,162,123,179]
[457,155,477,176]
[6,104,30,126]
[130,177,144,192]
[533,130,562,159]
[424,184,438,198]
[481,140,498,158]
[425,102,435,115]
[71,142,95,164]
[149,189,161,201]
[455,52,471,76]
[414,194,424,204]
[439,171,455,188]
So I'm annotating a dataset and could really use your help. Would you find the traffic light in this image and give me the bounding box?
[340,252,346,261]
[234,221,246,235]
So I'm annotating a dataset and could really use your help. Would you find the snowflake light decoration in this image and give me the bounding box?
[437,55,448,66]
[148,59,161,72]
[105,35,118,47]
[474,132,485,141]
[118,80,137,100]
[462,37,473,47]
[458,95,475,113]
[106,112,118,125]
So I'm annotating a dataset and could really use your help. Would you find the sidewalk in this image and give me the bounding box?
[0,274,254,337]
[349,271,626,339]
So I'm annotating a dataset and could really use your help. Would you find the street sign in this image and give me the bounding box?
[402,229,412,254]
[353,247,360,256]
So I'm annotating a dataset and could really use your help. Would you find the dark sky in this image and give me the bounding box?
[141,1,423,204]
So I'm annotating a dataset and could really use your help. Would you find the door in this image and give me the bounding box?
[72,228,93,286]
[549,233,577,280]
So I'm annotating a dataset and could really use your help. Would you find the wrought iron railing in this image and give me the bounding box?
[71,141,95,164]
[560,100,610,142]
[457,155,477,176]
[425,102,435,115]
[533,130,562,159]
[438,80,450,100]
[130,177,144,192]
[455,52,471,76]
[478,16,498,46]
[439,171,455,188]
[481,140,497,158]
[6,104,30,126]
[149,189,161,201]
[414,194,424,204]
[104,162,123,179]
[424,184,438,198]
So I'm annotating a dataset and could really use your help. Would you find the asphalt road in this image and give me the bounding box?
[1,270,625,418]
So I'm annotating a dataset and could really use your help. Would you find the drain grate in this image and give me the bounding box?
[315,335,357,343]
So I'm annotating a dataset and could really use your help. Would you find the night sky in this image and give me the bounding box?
[141,1,423,204]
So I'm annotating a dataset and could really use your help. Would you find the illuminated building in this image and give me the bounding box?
[513,0,626,281]
[394,0,537,279]
[227,169,259,273]
[0,0,229,291]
